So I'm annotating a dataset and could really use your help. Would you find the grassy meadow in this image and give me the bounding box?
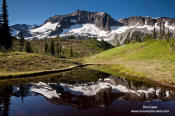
[2,36,175,88]
[85,40,175,87]
[0,52,77,77]
[0,37,111,78]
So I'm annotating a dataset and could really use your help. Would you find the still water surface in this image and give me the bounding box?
[0,68,175,116]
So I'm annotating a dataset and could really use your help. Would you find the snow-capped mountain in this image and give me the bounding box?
[10,24,38,38]
[106,16,175,45]
[11,10,175,45]
[25,10,122,40]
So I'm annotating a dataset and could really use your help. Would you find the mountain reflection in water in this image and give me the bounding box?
[0,68,175,116]
[28,77,175,108]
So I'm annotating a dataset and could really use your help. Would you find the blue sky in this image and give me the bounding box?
[1,0,175,25]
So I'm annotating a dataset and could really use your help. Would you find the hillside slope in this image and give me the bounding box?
[0,37,112,78]
[85,40,175,86]
[0,52,74,74]
[12,37,111,58]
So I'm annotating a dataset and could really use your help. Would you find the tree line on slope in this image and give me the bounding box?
[124,20,174,44]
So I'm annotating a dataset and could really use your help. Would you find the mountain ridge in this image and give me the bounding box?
[10,10,175,45]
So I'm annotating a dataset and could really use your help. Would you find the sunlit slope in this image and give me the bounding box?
[85,40,175,85]
[86,40,175,64]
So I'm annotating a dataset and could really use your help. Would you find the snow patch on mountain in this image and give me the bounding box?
[61,24,82,35]
[110,24,154,35]
[136,24,154,31]
[165,21,175,30]
[24,22,175,40]
[31,22,59,33]
[61,23,109,37]
[29,22,60,39]
[110,26,130,34]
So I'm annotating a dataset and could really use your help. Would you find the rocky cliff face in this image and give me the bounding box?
[119,16,175,27]
[46,10,122,31]
[11,10,175,45]
[27,10,122,39]
[104,16,175,45]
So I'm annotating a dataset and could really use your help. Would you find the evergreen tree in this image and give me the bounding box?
[0,11,2,48]
[49,40,55,56]
[56,42,62,57]
[61,47,65,57]
[162,20,166,39]
[159,21,163,39]
[1,0,12,50]
[18,30,25,51]
[124,32,131,44]
[24,41,32,53]
[152,27,157,39]
[1,86,13,116]
[167,28,172,39]
[159,20,166,40]
[70,44,73,57]
[101,39,106,48]
[44,41,49,53]
[59,43,62,56]
[116,40,120,47]
[133,31,143,42]
[56,43,60,57]
[19,31,25,45]
[19,85,25,103]
[135,31,139,41]
[143,34,151,41]
[101,39,113,49]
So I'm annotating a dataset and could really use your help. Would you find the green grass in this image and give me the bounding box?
[0,37,111,78]
[0,52,75,76]
[87,65,156,87]
[86,40,175,62]
[87,64,145,79]
[85,40,175,87]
